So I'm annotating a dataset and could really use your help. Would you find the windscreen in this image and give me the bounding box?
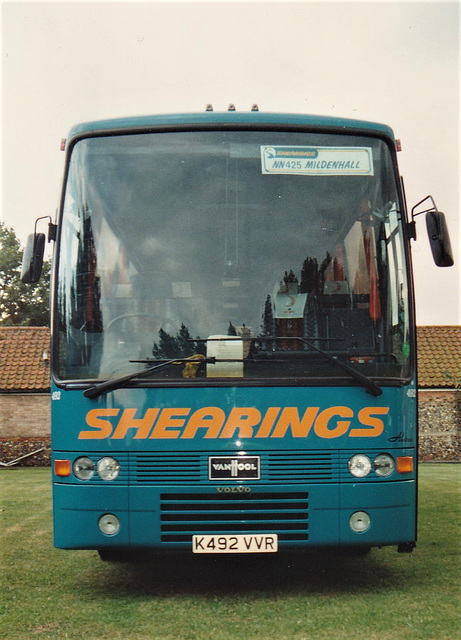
[56,129,411,383]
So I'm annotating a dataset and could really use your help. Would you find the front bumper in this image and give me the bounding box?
[52,480,416,551]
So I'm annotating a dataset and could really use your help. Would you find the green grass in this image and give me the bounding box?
[1,465,460,640]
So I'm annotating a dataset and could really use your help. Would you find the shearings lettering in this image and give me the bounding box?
[78,405,389,440]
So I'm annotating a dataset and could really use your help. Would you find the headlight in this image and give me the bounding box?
[374,454,395,477]
[348,454,372,478]
[73,457,95,480]
[97,457,120,481]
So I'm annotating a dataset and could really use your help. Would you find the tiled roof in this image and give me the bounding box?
[0,327,50,392]
[417,326,461,388]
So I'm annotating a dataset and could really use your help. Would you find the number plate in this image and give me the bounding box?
[192,534,278,554]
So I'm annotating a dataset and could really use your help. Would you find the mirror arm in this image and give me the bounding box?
[408,195,438,242]
[411,195,437,220]
[34,215,57,242]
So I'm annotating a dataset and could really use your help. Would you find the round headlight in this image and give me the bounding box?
[73,457,95,480]
[348,454,372,478]
[97,457,120,481]
[98,513,120,536]
[374,454,395,477]
[349,511,371,533]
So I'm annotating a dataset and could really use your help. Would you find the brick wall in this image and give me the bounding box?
[0,394,51,467]
[0,394,50,437]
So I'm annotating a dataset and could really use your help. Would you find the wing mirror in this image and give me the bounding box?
[20,216,57,283]
[21,232,46,283]
[411,196,454,267]
[425,210,454,267]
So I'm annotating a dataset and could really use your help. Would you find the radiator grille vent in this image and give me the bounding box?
[160,491,309,543]
[133,454,201,484]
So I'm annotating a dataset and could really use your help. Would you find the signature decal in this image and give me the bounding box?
[388,431,413,443]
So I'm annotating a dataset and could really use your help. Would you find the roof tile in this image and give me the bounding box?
[417,326,461,388]
[0,327,50,392]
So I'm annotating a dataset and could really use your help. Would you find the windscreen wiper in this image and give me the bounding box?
[83,356,215,399]
[84,338,382,399]
[191,335,382,396]
[264,336,382,397]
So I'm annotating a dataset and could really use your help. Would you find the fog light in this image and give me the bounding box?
[98,514,120,536]
[349,511,371,533]
[348,454,372,478]
[97,457,120,481]
[73,457,95,480]
[374,454,395,477]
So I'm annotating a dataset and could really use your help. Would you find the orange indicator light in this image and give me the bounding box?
[397,456,413,474]
[54,459,72,477]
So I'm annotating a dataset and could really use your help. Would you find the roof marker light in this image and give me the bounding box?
[60,139,66,151]
[228,104,236,111]
[205,104,213,111]
[396,139,402,152]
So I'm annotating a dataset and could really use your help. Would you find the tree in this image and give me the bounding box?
[152,323,205,359]
[0,222,51,326]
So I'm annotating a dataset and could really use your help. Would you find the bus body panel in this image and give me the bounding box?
[51,384,416,452]
[52,384,416,551]
[66,112,396,143]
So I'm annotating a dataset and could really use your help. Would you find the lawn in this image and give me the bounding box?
[1,465,459,640]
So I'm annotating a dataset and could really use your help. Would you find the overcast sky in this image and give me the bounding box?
[2,0,460,325]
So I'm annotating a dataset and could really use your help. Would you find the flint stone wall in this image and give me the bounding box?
[418,390,460,462]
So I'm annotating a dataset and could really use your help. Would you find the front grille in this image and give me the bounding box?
[268,452,337,482]
[160,491,309,542]
[133,451,338,484]
[133,453,201,484]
